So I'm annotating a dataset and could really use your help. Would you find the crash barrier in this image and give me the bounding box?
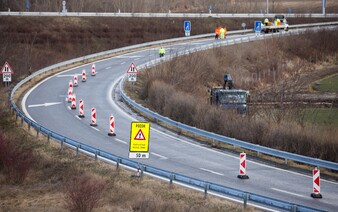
[9,24,337,211]
[1,11,338,18]
[8,107,324,212]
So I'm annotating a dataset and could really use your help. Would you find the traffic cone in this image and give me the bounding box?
[69,80,73,89]
[67,87,73,103]
[73,75,78,87]
[237,153,249,179]
[78,99,85,118]
[71,94,76,110]
[91,64,96,76]
[90,107,97,126]
[82,70,86,82]
[108,115,116,136]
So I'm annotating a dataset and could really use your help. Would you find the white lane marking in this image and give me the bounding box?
[91,126,100,132]
[271,188,307,198]
[28,102,62,108]
[105,67,111,70]
[115,138,127,144]
[107,76,338,185]
[200,168,224,176]
[151,152,168,160]
[121,62,126,65]
[57,74,79,77]
[75,115,81,120]
[135,58,140,61]
[59,95,68,97]
[67,106,71,110]
[116,55,141,58]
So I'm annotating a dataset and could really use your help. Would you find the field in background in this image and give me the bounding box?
[1,0,338,13]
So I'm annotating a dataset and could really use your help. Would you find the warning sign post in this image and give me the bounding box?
[129,122,150,159]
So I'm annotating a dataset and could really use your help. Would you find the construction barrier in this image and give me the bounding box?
[78,99,85,118]
[71,94,76,110]
[73,75,78,87]
[311,167,322,198]
[67,87,73,103]
[237,153,249,179]
[108,115,116,136]
[91,64,96,76]
[82,70,86,82]
[90,107,97,126]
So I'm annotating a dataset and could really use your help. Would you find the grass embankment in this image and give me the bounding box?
[314,74,338,92]
[131,29,338,163]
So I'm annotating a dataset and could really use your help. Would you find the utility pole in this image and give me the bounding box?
[322,0,326,15]
[266,0,269,14]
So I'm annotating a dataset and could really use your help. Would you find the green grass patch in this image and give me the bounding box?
[314,74,338,92]
[304,108,338,126]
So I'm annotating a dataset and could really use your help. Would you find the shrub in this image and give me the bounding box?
[0,132,35,184]
[64,174,106,212]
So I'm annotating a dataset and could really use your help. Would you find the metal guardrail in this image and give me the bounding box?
[1,11,338,18]
[9,24,337,211]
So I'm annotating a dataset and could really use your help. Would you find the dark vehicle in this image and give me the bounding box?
[210,89,249,114]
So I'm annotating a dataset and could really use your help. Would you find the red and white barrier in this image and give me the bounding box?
[71,94,76,110]
[82,70,86,82]
[67,87,73,103]
[73,75,78,87]
[90,107,97,126]
[78,99,85,118]
[108,115,116,136]
[311,167,322,198]
[91,64,96,76]
[237,152,249,179]
[69,80,73,89]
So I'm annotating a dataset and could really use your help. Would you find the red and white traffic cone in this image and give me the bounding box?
[90,107,97,126]
[71,94,76,110]
[78,99,85,118]
[69,80,73,89]
[311,167,322,198]
[73,75,78,87]
[91,64,96,76]
[67,87,73,103]
[108,115,116,136]
[82,69,86,82]
[237,152,249,179]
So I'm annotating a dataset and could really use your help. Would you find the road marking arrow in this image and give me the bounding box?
[28,102,62,108]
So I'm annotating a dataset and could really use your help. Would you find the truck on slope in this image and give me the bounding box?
[261,15,289,33]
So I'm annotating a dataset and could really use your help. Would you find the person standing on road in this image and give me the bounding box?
[159,47,165,57]
[220,27,225,39]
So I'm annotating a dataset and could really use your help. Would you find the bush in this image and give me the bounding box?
[0,132,35,184]
[64,174,106,212]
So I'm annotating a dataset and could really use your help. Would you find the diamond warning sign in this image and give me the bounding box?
[129,122,150,159]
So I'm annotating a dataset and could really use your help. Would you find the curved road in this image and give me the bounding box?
[22,32,338,211]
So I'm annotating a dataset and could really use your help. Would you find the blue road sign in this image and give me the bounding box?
[184,21,191,32]
[254,21,261,32]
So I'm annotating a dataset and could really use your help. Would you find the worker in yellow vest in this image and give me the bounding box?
[159,47,165,57]
[220,27,225,39]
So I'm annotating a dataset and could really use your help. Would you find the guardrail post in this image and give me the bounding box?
[28,122,31,131]
[47,132,51,143]
[140,165,144,178]
[20,116,24,126]
[76,145,80,156]
[169,174,175,185]
[15,113,18,121]
[243,193,249,209]
[60,138,65,152]
[285,158,288,165]
[95,151,98,161]
[36,126,40,138]
[204,183,209,198]
[116,158,120,170]
[291,205,297,212]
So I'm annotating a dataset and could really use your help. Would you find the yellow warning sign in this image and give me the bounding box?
[129,122,150,153]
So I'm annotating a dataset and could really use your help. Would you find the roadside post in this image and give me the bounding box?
[184,21,191,37]
[1,61,14,87]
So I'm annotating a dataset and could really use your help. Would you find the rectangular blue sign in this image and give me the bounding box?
[184,21,191,32]
[254,21,261,32]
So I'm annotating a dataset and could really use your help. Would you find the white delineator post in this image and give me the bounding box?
[108,115,116,136]
[91,64,96,76]
[90,107,97,126]
[73,75,78,87]
[311,167,322,198]
[71,94,76,110]
[82,70,86,82]
[237,153,249,179]
[78,99,85,118]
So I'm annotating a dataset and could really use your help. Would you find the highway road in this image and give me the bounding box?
[22,32,338,211]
